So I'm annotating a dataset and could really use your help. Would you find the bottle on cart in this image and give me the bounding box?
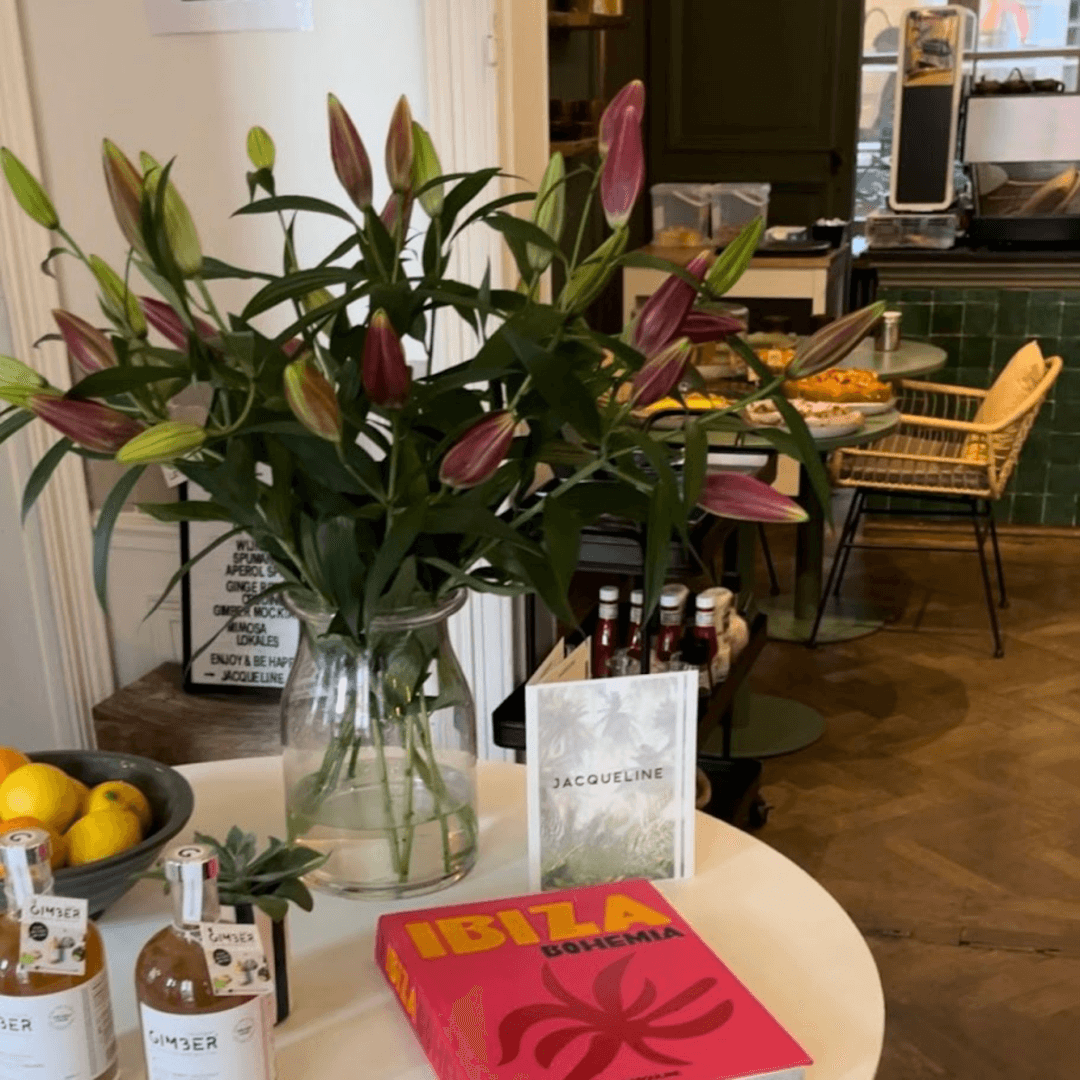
[626,589,645,674]
[592,585,621,678]
[136,843,276,1080]
[652,592,684,672]
[693,594,730,685]
[0,827,118,1080]
[679,633,713,719]
[661,583,690,624]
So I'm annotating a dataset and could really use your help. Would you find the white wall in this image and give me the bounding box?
[21,0,428,324]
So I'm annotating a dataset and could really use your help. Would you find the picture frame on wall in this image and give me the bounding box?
[179,483,299,698]
[144,0,314,36]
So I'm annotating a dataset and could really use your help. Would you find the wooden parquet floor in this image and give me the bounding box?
[751,524,1080,1080]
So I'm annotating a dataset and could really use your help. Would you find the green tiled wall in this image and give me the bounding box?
[877,286,1080,527]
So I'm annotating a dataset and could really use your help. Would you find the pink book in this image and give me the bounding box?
[375,878,812,1080]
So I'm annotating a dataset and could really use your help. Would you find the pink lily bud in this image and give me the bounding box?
[631,338,693,407]
[385,95,414,192]
[631,252,712,358]
[601,105,644,229]
[102,140,146,254]
[53,310,118,376]
[328,94,373,211]
[140,297,216,349]
[599,81,645,157]
[680,309,747,344]
[283,354,342,442]
[439,411,517,489]
[788,302,887,378]
[362,310,411,408]
[28,394,144,453]
[282,338,306,358]
[697,472,808,524]
[380,189,413,245]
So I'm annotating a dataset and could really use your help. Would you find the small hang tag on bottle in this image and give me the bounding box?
[18,895,89,976]
[199,921,275,996]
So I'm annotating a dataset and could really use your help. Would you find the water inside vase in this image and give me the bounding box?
[285,753,477,898]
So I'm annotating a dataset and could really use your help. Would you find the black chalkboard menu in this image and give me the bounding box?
[180,484,299,696]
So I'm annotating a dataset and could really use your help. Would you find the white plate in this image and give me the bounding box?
[845,399,896,416]
[804,419,865,440]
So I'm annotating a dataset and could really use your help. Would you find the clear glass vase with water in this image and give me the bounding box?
[281,589,478,898]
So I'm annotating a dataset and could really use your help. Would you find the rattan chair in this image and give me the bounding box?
[810,350,1063,657]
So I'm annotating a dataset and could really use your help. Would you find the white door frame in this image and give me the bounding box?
[424,0,512,761]
[0,1,115,747]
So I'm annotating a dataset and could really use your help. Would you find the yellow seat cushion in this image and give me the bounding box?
[959,341,1046,469]
[973,341,1046,425]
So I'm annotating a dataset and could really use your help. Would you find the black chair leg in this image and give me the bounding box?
[758,524,781,597]
[808,489,864,648]
[832,490,865,599]
[985,500,1009,609]
[970,500,1005,658]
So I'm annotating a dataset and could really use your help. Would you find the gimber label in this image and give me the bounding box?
[199,922,274,997]
[19,894,89,976]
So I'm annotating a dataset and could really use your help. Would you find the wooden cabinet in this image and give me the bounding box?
[646,0,863,223]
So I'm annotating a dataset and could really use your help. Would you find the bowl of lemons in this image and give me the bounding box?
[0,748,194,917]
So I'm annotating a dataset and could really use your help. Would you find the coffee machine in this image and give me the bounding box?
[964,91,1080,247]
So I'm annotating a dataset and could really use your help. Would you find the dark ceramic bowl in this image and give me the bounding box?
[29,750,194,917]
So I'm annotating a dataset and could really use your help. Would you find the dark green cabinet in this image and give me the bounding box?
[645,0,863,224]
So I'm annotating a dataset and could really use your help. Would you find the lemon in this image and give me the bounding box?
[68,776,91,817]
[0,748,30,786]
[65,809,142,866]
[0,764,81,833]
[86,781,151,835]
[0,816,67,870]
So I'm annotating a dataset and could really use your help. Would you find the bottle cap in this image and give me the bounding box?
[630,589,644,606]
[660,593,681,608]
[599,586,619,603]
[163,842,219,884]
[695,595,716,610]
[0,827,51,868]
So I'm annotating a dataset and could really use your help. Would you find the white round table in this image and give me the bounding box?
[99,757,884,1080]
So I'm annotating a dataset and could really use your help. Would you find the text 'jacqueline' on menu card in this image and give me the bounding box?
[525,639,697,892]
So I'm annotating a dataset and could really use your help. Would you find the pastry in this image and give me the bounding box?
[746,332,798,376]
[755,346,797,375]
[783,368,893,404]
[637,392,733,416]
[743,399,865,431]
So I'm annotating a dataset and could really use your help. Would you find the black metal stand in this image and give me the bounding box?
[808,489,1008,658]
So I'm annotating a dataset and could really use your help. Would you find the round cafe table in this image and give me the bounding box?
[837,337,948,381]
[759,337,949,646]
[100,756,885,1080]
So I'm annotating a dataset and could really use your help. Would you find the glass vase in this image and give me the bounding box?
[281,589,478,898]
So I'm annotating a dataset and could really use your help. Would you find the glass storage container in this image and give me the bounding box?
[651,183,713,247]
[711,183,771,246]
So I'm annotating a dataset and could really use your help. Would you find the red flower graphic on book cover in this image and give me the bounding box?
[497,955,734,1080]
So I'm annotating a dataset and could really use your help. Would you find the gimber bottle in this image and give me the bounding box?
[0,827,118,1079]
[136,843,276,1080]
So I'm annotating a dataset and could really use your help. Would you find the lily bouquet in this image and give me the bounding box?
[0,81,881,894]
